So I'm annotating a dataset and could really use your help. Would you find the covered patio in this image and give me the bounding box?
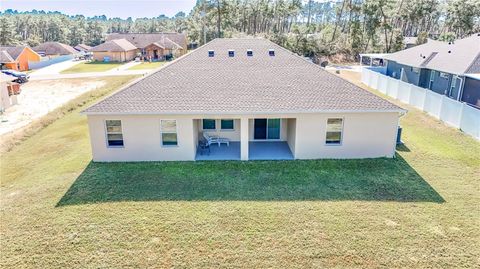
[195,141,293,161]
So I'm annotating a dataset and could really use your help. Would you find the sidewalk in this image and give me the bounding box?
[29,69,151,81]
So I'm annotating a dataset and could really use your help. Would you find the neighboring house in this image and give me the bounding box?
[383,33,480,108]
[403,37,418,49]
[105,32,188,60]
[0,46,41,71]
[89,39,138,62]
[74,43,92,52]
[82,38,405,162]
[0,73,20,110]
[33,42,78,57]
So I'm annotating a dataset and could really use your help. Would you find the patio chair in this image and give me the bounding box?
[203,133,230,147]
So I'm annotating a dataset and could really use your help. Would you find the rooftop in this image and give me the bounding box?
[89,39,137,52]
[105,32,187,50]
[33,42,78,55]
[83,38,403,115]
[384,33,480,75]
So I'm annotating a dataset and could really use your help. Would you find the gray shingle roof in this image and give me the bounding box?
[0,50,15,63]
[33,42,78,55]
[105,33,187,50]
[0,46,26,60]
[89,39,137,52]
[384,33,480,75]
[83,38,403,115]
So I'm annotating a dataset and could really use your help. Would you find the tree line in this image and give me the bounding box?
[1,0,479,61]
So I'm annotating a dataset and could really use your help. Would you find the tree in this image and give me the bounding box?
[0,16,17,45]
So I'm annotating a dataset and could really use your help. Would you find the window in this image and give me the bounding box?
[221,119,234,130]
[412,67,420,74]
[105,120,124,147]
[326,118,343,145]
[228,50,235,57]
[440,72,449,79]
[161,120,178,146]
[429,70,435,89]
[269,49,275,56]
[208,50,214,57]
[202,119,216,130]
[247,49,253,56]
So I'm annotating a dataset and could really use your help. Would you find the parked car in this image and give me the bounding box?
[1,69,29,84]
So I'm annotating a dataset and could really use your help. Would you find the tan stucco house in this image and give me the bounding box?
[89,39,138,62]
[82,38,406,162]
[106,33,187,60]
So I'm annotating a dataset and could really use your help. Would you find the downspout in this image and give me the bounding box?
[457,76,464,101]
[393,111,407,158]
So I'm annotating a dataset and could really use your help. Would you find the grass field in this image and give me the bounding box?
[1,73,479,268]
[60,61,124,74]
[128,61,166,70]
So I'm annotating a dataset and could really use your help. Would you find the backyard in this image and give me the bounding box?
[60,61,124,73]
[1,75,479,268]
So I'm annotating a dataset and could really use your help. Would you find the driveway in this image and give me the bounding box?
[29,59,85,77]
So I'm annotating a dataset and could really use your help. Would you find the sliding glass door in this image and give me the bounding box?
[254,119,280,140]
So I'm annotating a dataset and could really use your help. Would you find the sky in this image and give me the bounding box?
[1,0,198,19]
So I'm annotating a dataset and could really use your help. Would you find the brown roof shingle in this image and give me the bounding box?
[33,42,78,55]
[83,38,403,115]
[105,33,187,50]
[89,39,137,52]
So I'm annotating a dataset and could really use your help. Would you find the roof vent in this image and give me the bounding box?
[269,49,275,56]
[208,50,214,57]
[247,49,253,56]
[448,50,451,53]
[228,49,235,57]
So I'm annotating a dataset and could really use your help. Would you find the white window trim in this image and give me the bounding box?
[160,119,179,147]
[325,118,344,146]
[202,119,216,131]
[220,119,235,132]
[105,119,124,148]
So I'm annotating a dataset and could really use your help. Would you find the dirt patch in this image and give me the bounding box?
[0,79,106,135]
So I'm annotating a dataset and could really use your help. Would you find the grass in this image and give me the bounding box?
[60,61,124,74]
[1,73,479,268]
[128,61,166,70]
[0,76,139,153]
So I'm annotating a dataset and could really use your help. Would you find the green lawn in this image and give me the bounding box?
[60,61,124,74]
[1,75,479,268]
[128,61,166,70]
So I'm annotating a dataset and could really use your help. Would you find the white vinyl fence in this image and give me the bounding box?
[362,68,480,140]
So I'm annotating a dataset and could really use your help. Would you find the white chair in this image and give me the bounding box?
[203,133,230,147]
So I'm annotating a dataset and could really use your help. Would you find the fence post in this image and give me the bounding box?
[438,95,446,120]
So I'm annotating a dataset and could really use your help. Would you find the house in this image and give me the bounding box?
[0,73,20,110]
[403,37,418,49]
[89,39,138,62]
[33,42,78,57]
[74,44,92,52]
[105,32,187,60]
[0,46,41,71]
[383,33,480,108]
[82,38,405,162]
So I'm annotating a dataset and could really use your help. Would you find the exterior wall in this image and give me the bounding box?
[286,118,296,156]
[87,115,196,162]
[16,48,41,71]
[3,62,19,71]
[92,50,137,62]
[198,119,241,141]
[386,61,421,85]
[462,77,480,107]
[87,112,400,162]
[294,112,399,159]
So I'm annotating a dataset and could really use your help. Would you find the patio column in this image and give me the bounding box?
[240,117,249,160]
